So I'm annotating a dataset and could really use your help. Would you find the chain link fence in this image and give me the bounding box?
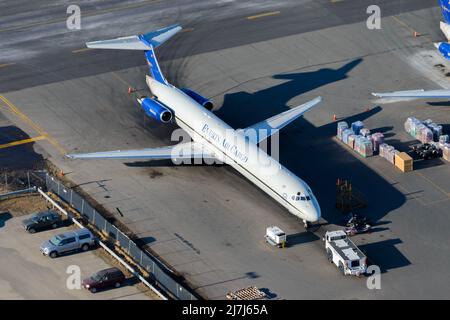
[46,174,197,300]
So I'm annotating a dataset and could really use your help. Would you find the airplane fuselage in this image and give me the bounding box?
[146,76,321,222]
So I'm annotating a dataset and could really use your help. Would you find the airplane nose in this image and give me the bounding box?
[305,198,321,222]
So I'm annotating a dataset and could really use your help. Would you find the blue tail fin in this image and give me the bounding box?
[144,48,167,85]
[440,0,450,24]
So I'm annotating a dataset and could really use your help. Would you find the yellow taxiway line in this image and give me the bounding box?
[247,11,280,20]
[0,135,46,150]
[0,95,66,155]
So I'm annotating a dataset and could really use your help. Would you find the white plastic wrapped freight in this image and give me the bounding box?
[337,121,349,140]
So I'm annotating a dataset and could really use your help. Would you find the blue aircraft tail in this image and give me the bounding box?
[440,0,450,24]
[86,25,182,85]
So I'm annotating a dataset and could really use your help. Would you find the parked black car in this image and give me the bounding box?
[22,211,62,233]
[82,267,126,293]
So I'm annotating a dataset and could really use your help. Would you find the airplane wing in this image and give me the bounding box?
[86,25,182,50]
[66,142,215,160]
[240,96,322,143]
[372,89,450,99]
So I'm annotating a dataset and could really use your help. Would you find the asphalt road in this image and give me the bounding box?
[1,0,450,299]
[0,0,437,92]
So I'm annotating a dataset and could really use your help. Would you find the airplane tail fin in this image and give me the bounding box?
[85,24,182,50]
[86,25,182,84]
[440,0,450,25]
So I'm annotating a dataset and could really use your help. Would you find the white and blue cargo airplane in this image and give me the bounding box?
[372,0,450,100]
[67,25,322,227]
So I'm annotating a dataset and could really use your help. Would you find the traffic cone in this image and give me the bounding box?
[366,106,371,112]
[413,31,421,38]
[59,170,64,177]
[128,87,135,94]
[333,114,337,121]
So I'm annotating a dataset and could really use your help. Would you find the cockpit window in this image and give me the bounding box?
[292,193,312,202]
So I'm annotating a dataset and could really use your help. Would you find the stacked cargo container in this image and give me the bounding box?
[394,152,413,172]
[404,117,443,144]
[379,143,398,164]
[351,121,364,135]
[354,135,373,157]
[337,121,378,158]
[337,121,349,140]
[443,144,450,162]
[371,132,385,152]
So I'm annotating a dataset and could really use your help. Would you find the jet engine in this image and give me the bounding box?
[137,97,173,123]
[436,42,450,60]
[181,88,214,111]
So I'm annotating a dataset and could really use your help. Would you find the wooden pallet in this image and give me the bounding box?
[226,286,266,300]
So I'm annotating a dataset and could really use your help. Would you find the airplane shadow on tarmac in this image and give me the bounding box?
[214,58,406,227]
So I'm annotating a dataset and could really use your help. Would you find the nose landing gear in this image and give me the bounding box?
[303,220,310,230]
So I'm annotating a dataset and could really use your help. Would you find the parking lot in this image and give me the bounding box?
[0,212,152,300]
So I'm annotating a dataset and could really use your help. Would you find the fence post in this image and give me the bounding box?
[81,199,84,214]
[93,210,96,225]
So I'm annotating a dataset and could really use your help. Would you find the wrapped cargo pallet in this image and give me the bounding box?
[443,144,450,161]
[427,123,443,141]
[354,135,363,153]
[360,128,371,137]
[347,134,356,149]
[342,129,354,144]
[371,132,385,152]
[418,126,433,144]
[395,152,413,172]
[387,148,398,164]
[380,144,396,163]
[379,143,389,159]
[404,117,420,137]
[337,121,349,140]
[439,135,449,144]
[356,137,373,157]
[351,121,364,135]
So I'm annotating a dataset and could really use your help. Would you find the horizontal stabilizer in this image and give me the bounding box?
[240,96,322,143]
[372,89,450,99]
[86,25,182,50]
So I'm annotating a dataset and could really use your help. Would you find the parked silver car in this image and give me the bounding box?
[40,228,96,258]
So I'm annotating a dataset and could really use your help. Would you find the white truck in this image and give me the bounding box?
[323,230,367,276]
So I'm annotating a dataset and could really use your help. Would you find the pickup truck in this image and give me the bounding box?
[40,228,96,258]
[323,230,367,276]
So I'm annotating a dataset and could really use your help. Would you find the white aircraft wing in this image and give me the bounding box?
[240,96,322,144]
[66,142,215,160]
[86,25,182,50]
[372,89,450,99]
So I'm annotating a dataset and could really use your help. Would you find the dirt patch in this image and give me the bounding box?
[0,193,48,217]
